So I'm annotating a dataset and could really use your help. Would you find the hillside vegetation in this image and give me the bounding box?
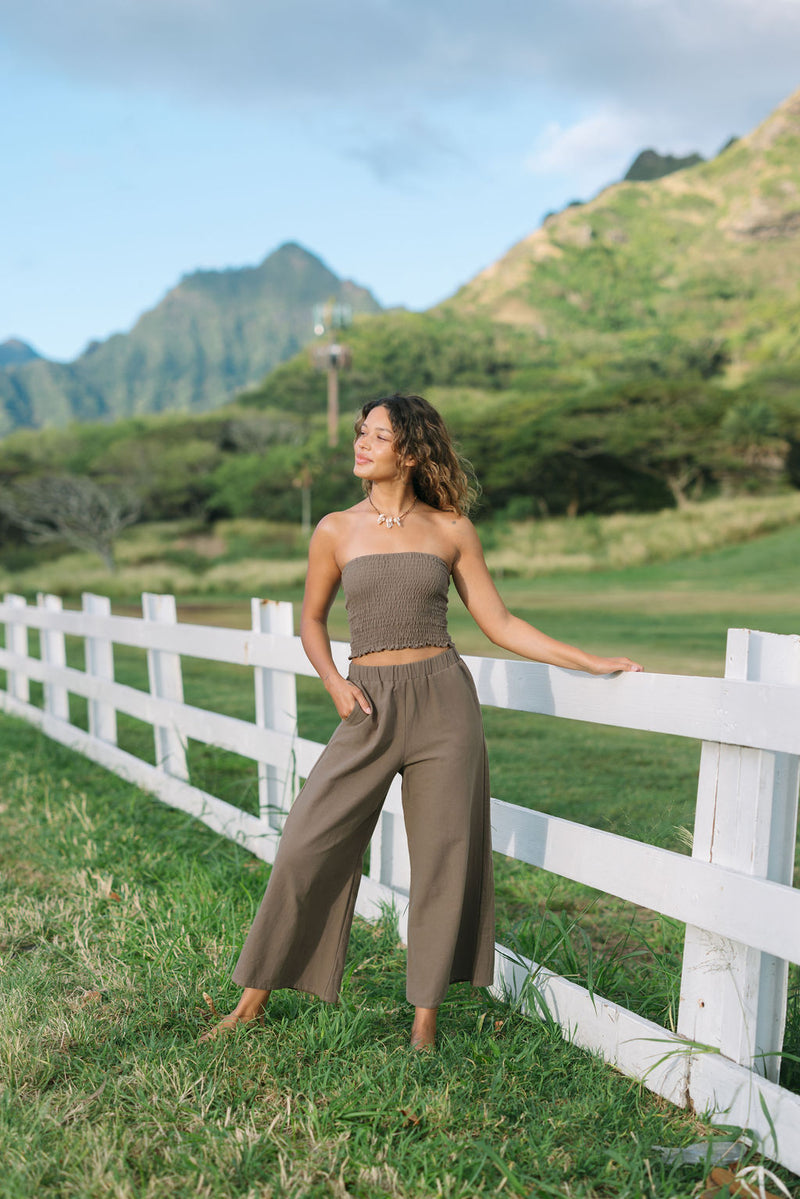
[449,89,800,363]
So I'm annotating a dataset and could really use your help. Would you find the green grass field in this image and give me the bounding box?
[2,521,800,1196]
[1,723,788,1199]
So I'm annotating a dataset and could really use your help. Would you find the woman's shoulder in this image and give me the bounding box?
[418,505,481,569]
[424,505,479,542]
[310,504,369,557]
[315,502,368,535]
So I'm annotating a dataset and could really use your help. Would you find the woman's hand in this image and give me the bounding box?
[325,674,372,720]
[585,655,643,675]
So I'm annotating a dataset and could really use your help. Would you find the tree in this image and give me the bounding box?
[0,475,141,570]
[716,399,789,491]
[560,378,727,507]
[93,436,221,520]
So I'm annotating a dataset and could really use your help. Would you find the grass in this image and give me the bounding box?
[1,721,785,1199]
[483,493,800,579]
[2,512,800,1193]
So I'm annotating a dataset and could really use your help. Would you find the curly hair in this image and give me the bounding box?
[354,393,478,516]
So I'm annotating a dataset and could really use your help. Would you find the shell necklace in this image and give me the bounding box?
[367,491,417,530]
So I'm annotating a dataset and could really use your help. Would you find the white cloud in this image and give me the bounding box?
[527,109,646,186]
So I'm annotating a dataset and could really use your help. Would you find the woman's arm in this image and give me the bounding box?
[300,518,373,717]
[451,519,643,674]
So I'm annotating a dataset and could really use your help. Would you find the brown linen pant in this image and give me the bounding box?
[233,647,495,1008]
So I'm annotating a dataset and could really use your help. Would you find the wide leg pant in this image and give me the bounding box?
[232,647,495,1008]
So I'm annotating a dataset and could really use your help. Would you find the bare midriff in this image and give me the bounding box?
[351,645,450,666]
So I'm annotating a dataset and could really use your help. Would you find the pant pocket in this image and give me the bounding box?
[343,702,369,725]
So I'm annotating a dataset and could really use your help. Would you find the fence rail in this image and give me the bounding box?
[1,591,799,1173]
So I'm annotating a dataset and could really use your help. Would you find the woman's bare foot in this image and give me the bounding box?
[199,987,271,1042]
[410,1005,437,1050]
[198,1012,262,1041]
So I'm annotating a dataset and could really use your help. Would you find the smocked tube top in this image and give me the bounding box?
[341,552,454,659]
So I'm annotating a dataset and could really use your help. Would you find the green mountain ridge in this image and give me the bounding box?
[0,243,380,436]
[623,148,706,182]
[445,87,800,374]
[0,339,41,367]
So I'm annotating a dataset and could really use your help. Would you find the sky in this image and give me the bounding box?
[2,0,800,362]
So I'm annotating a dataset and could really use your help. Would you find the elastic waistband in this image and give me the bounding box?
[349,645,461,684]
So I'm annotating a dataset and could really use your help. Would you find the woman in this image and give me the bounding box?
[203,393,642,1048]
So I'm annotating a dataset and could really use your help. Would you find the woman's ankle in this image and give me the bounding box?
[234,988,271,1021]
[410,1005,437,1047]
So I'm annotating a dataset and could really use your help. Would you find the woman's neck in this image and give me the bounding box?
[368,482,416,516]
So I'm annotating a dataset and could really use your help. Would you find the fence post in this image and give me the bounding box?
[83,592,117,744]
[368,797,411,896]
[143,592,188,779]
[678,628,800,1084]
[252,599,297,829]
[37,593,69,720]
[4,594,30,702]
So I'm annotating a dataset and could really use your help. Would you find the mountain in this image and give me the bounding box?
[623,148,705,182]
[444,87,800,377]
[0,339,42,367]
[0,243,381,436]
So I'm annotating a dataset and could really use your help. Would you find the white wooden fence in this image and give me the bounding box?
[1,591,800,1172]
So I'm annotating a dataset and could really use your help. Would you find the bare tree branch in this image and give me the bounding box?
[0,476,141,571]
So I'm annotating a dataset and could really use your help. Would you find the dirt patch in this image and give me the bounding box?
[173,535,227,558]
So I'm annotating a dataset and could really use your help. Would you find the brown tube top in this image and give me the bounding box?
[341,552,454,658]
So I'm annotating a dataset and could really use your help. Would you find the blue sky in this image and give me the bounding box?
[2,0,800,362]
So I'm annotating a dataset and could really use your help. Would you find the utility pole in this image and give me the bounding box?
[292,464,313,534]
[311,301,352,447]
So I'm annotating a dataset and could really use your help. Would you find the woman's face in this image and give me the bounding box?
[354,406,406,482]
